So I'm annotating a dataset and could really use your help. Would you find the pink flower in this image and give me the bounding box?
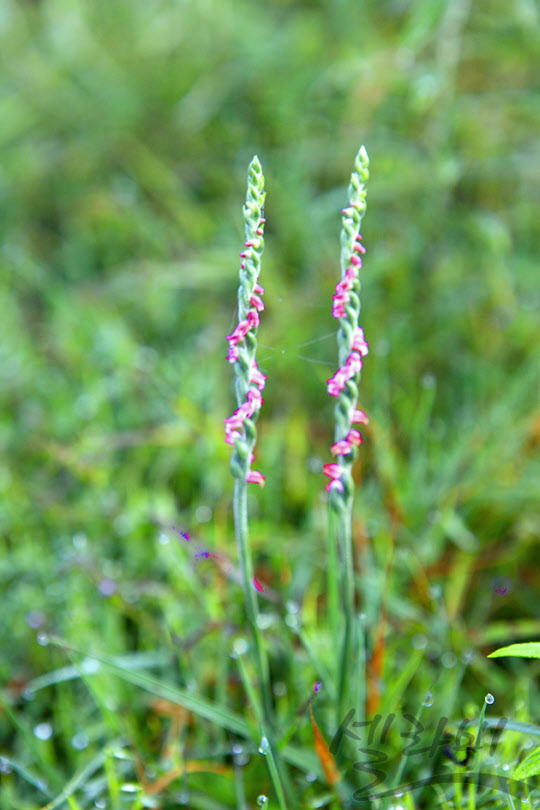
[254,282,264,295]
[351,328,369,357]
[350,254,362,267]
[227,344,240,364]
[246,470,265,486]
[247,309,260,329]
[247,388,263,412]
[352,409,369,425]
[331,440,353,456]
[250,293,265,312]
[250,364,267,390]
[346,352,363,374]
[323,463,344,493]
[347,429,363,447]
[227,320,250,345]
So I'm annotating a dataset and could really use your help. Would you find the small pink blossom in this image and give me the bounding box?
[347,429,363,446]
[247,388,263,411]
[250,364,267,390]
[331,440,353,456]
[227,344,240,364]
[351,328,369,357]
[347,352,363,374]
[351,409,369,424]
[227,320,250,344]
[247,309,260,329]
[350,254,362,267]
[323,463,342,479]
[246,470,265,486]
[250,293,264,312]
[254,282,264,295]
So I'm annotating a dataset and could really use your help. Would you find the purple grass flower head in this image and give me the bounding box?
[326,146,370,507]
[225,156,267,487]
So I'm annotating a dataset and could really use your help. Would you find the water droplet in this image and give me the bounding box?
[423,692,433,708]
[158,532,170,545]
[358,612,367,621]
[36,632,49,647]
[442,652,457,669]
[26,610,46,629]
[394,791,404,798]
[0,758,12,774]
[521,797,530,804]
[98,579,116,597]
[232,638,248,656]
[194,505,212,523]
[429,584,442,600]
[421,373,436,389]
[94,800,106,809]
[285,600,299,614]
[256,613,273,630]
[232,744,243,755]
[257,796,268,807]
[461,648,474,663]
[72,532,87,550]
[120,783,138,793]
[34,722,53,741]
[485,693,495,705]
[81,658,99,674]
[22,689,34,701]
[285,614,300,631]
[273,681,287,696]
[258,735,270,755]
[305,771,317,783]
[411,633,428,650]
[502,763,511,771]
[71,732,89,750]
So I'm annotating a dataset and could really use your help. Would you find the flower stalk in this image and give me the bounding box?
[225,158,293,807]
[325,146,370,725]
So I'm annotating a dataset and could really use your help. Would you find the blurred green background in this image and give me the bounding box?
[1,0,539,805]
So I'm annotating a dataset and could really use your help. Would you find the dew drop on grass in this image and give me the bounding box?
[71,732,89,750]
[36,632,49,646]
[305,772,317,783]
[442,652,457,669]
[423,692,433,708]
[0,758,12,774]
[257,797,268,808]
[256,613,273,630]
[411,633,428,650]
[81,658,99,674]
[94,801,106,809]
[273,681,287,696]
[485,693,495,705]
[120,783,138,793]
[34,722,53,741]
[258,735,270,755]
[232,638,248,657]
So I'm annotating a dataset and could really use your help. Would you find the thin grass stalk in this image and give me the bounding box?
[324,146,370,726]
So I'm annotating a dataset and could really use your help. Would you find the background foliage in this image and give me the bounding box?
[1,0,539,807]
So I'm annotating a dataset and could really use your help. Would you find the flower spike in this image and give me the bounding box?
[225,156,267,486]
[326,145,370,507]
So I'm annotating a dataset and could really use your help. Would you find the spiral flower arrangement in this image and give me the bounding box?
[323,146,370,508]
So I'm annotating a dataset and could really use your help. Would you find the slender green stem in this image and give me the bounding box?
[233,477,272,722]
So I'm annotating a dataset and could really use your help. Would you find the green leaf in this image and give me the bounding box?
[513,746,540,781]
[488,642,540,659]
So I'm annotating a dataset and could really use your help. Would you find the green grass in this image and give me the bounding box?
[1,0,539,807]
